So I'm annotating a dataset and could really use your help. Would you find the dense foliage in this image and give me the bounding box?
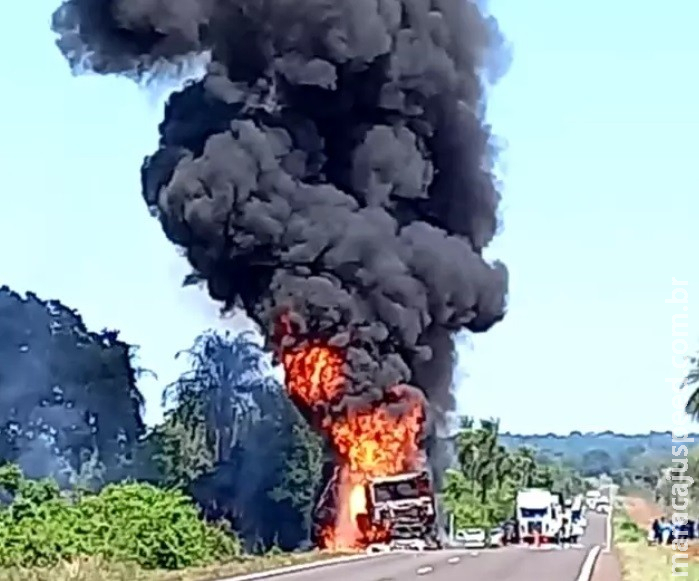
[0,464,238,569]
[442,418,588,529]
[0,286,145,486]
[502,431,699,479]
[0,287,323,566]
[141,330,324,551]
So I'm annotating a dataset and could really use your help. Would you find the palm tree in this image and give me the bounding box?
[456,429,479,493]
[163,330,281,463]
[492,444,512,491]
[456,419,502,503]
[511,447,537,488]
[474,420,499,504]
[684,354,699,419]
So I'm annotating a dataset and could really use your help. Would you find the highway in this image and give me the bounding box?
[242,513,606,581]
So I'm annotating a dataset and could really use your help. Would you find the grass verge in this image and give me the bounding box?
[613,503,699,579]
[617,542,699,580]
[0,550,357,581]
[613,510,646,543]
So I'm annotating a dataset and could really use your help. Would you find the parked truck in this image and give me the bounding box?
[585,489,601,510]
[515,488,563,544]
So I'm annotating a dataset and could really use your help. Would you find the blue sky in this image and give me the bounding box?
[1,1,697,434]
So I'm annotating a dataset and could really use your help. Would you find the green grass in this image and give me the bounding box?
[617,542,699,581]
[613,506,699,580]
[613,511,646,543]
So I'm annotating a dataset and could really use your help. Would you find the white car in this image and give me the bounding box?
[488,527,504,547]
[455,528,487,549]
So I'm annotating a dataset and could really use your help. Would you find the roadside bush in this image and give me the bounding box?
[614,511,645,543]
[0,465,240,569]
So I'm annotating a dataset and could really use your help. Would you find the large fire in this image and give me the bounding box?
[282,343,425,549]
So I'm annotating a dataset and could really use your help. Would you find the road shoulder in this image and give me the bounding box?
[590,549,622,581]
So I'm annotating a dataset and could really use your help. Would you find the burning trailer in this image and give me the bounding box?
[51,0,509,552]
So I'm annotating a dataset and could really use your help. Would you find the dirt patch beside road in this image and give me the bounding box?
[623,497,699,562]
[623,497,663,527]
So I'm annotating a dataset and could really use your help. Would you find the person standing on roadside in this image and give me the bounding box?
[648,519,658,545]
[561,517,571,549]
[659,517,672,544]
[652,518,661,544]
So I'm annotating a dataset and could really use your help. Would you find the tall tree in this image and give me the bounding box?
[160,330,323,551]
[510,446,537,488]
[269,412,325,540]
[163,330,281,463]
[0,286,145,485]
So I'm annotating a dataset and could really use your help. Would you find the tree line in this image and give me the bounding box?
[442,418,588,530]
[0,285,323,552]
[0,284,600,557]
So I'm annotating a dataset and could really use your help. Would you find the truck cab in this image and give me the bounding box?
[365,470,441,549]
[516,489,562,544]
[585,490,601,510]
[595,496,610,514]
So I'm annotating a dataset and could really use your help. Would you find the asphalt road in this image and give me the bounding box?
[254,513,607,581]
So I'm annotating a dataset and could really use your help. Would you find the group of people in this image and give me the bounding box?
[647,517,697,545]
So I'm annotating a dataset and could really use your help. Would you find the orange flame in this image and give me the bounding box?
[283,345,344,409]
[281,342,425,549]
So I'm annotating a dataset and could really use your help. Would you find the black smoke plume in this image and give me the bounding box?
[51,0,509,501]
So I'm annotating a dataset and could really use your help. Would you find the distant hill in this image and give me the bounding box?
[500,431,699,476]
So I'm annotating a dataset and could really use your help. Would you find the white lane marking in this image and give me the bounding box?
[416,565,433,575]
[469,551,480,557]
[576,545,602,581]
[447,556,460,564]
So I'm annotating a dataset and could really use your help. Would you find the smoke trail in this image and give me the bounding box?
[51,0,509,483]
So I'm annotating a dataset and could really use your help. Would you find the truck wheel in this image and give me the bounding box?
[426,534,441,550]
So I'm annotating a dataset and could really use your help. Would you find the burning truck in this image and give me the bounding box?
[313,465,441,550]
[51,0,509,553]
[281,338,439,549]
[362,471,441,549]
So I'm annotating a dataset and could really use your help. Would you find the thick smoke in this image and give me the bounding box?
[52,0,508,484]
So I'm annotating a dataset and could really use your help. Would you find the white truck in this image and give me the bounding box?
[595,495,610,514]
[516,489,563,544]
[585,490,601,510]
